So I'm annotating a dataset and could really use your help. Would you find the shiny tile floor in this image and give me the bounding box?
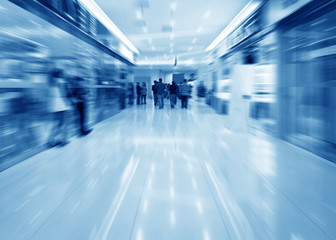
[0,100,335,240]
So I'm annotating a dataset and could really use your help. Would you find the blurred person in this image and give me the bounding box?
[152,80,158,107]
[136,82,141,105]
[156,78,166,109]
[72,76,92,136]
[119,83,126,109]
[127,82,134,105]
[197,81,207,102]
[165,83,170,100]
[169,81,178,108]
[141,82,147,104]
[179,79,190,109]
[47,69,70,147]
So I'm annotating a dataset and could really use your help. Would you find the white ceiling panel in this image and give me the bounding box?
[95,0,250,67]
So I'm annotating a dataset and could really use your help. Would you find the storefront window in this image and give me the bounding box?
[282,7,336,160]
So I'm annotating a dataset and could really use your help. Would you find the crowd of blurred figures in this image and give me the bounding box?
[130,78,207,110]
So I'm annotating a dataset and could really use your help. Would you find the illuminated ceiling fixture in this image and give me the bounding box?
[136,10,142,20]
[196,26,203,33]
[205,0,262,52]
[203,10,211,19]
[142,27,148,33]
[170,33,175,39]
[77,0,139,54]
[170,2,177,11]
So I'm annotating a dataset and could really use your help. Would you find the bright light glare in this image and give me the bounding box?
[203,10,211,19]
[205,0,262,52]
[170,2,177,11]
[136,10,142,20]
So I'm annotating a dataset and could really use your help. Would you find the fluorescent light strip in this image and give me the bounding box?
[136,10,142,20]
[205,0,262,52]
[78,0,139,54]
[170,2,177,11]
[197,26,203,33]
[203,10,211,19]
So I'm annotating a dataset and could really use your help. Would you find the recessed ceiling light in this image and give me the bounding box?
[170,33,175,39]
[203,10,211,19]
[170,2,177,11]
[142,27,148,33]
[192,38,197,44]
[197,26,203,33]
[136,10,142,20]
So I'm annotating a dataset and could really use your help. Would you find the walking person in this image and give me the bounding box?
[72,76,92,136]
[156,78,166,109]
[127,82,134,105]
[168,81,178,108]
[179,79,190,109]
[47,69,70,147]
[152,80,158,107]
[141,82,147,104]
[136,82,141,105]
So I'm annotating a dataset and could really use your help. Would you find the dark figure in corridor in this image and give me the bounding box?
[141,82,147,104]
[179,79,190,109]
[169,81,178,108]
[72,76,92,136]
[152,80,158,107]
[156,78,166,109]
[136,82,141,105]
[127,82,134,105]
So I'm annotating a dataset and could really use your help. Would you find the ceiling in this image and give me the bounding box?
[95,0,250,68]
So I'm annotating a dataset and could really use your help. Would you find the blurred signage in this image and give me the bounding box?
[216,11,262,58]
[35,0,97,36]
[281,0,300,8]
[265,0,312,26]
[227,13,262,49]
